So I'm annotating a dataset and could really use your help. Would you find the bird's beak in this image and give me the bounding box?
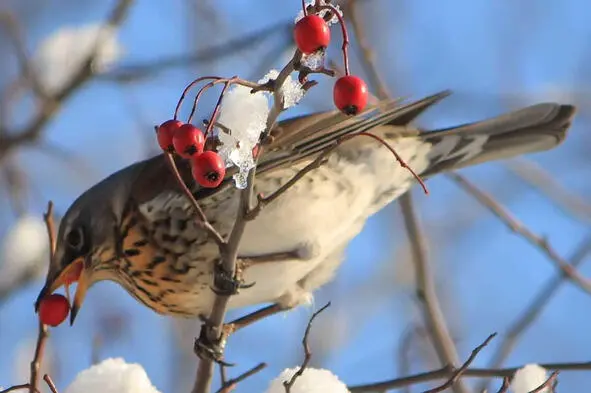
[35,257,88,325]
[70,267,90,325]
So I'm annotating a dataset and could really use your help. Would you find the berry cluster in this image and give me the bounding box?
[157,119,225,188]
[294,1,369,115]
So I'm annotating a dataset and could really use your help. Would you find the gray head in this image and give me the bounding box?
[35,161,145,324]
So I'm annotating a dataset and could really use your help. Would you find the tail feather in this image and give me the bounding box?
[420,103,576,177]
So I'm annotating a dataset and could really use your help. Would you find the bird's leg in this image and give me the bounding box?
[226,303,291,333]
[211,261,252,296]
[212,251,301,296]
[194,321,234,366]
[238,250,301,268]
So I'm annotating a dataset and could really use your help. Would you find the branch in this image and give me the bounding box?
[476,233,591,392]
[0,0,135,160]
[423,333,496,393]
[284,302,331,392]
[214,363,267,393]
[399,194,469,393]
[99,21,291,82]
[0,12,46,98]
[348,361,589,392]
[505,157,591,223]
[448,173,591,294]
[344,5,466,391]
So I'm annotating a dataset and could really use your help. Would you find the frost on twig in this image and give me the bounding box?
[215,70,303,189]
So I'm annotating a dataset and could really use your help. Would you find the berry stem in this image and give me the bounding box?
[317,4,350,75]
[188,79,228,124]
[343,132,428,194]
[301,0,307,16]
[203,77,237,139]
[174,76,223,121]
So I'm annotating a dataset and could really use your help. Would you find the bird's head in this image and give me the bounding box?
[35,166,139,326]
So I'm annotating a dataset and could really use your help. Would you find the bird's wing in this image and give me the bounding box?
[128,90,450,207]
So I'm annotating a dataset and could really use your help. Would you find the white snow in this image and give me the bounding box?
[259,70,304,109]
[35,23,123,93]
[295,1,343,26]
[300,51,326,71]
[265,367,350,393]
[64,358,161,393]
[217,84,270,189]
[510,364,550,393]
[0,215,49,289]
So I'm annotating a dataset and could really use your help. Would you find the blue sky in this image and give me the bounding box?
[1,0,590,392]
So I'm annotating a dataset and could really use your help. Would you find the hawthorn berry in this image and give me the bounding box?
[191,151,225,188]
[157,119,182,152]
[333,75,369,115]
[38,294,70,327]
[172,124,205,158]
[294,15,331,54]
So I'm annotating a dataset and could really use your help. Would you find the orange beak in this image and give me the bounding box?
[35,258,88,325]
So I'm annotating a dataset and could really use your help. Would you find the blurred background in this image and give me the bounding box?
[0,0,590,392]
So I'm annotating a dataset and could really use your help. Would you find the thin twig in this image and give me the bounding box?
[0,385,40,393]
[478,234,591,392]
[495,377,511,393]
[505,158,591,223]
[99,21,291,82]
[28,202,57,393]
[163,153,225,246]
[423,333,496,393]
[344,0,390,99]
[399,194,469,393]
[345,6,465,391]
[0,0,135,160]
[42,375,59,393]
[448,173,591,294]
[530,371,559,393]
[215,363,267,393]
[0,12,46,98]
[284,302,332,392]
[348,361,590,392]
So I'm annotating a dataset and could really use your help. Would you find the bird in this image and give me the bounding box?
[35,90,576,327]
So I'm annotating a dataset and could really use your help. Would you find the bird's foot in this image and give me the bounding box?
[212,262,254,296]
[194,325,234,366]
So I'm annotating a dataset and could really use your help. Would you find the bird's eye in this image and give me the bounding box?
[66,227,85,251]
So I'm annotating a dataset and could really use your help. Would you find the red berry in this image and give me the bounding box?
[157,120,182,152]
[173,124,205,158]
[38,294,70,327]
[294,15,331,54]
[191,151,226,188]
[333,75,369,115]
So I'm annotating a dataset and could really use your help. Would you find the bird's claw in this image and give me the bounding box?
[194,327,235,367]
[211,262,252,296]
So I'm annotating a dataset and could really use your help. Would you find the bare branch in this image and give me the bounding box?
[505,158,591,223]
[284,302,332,392]
[399,193,469,393]
[448,173,591,294]
[423,333,496,393]
[478,234,591,392]
[0,0,135,160]
[215,363,267,393]
[348,361,588,392]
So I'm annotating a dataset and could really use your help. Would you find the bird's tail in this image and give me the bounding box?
[419,103,576,177]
